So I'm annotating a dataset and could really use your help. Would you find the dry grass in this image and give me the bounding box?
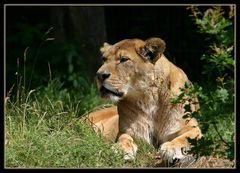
[152,155,235,168]
[188,156,235,168]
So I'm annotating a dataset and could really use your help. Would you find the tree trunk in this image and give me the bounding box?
[50,6,107,79]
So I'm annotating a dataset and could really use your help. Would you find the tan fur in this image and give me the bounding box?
[86,37,202,163]
[85,106,118,142]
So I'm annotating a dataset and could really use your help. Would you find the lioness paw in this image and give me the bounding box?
[120,142,138,161]
[111,143,136,161]
[159,141,189,163]
[117,134,138,161]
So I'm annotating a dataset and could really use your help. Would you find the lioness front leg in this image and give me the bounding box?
[117,133,138,161]
[159,126,202,163]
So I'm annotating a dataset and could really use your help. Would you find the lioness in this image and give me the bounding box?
[87,37,202,164]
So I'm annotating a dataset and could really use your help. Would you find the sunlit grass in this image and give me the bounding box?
[5,78,156,168]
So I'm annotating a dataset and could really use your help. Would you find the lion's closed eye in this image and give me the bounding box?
[119,56,130,63]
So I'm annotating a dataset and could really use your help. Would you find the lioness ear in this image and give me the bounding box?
[137,37,166,64]
[100,42,112,54]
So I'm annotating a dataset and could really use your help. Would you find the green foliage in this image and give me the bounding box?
[194,8,232,36]
[171,80,234,160]
[195,81,234,160]
[201,45,234,77]
[187,6,234,79]
[172,5,235,161]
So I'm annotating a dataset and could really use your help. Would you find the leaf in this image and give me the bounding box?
[216,88,229,102]
[191,111,200,118]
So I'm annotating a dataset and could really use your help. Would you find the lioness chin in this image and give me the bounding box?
[86,37,202,164]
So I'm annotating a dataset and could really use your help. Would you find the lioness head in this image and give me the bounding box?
[96,37,166,102]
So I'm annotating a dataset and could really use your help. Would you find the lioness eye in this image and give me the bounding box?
[120,56,129,63]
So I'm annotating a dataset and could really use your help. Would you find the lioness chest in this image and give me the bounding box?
[118,96,184,147]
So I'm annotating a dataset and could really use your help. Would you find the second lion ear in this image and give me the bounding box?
[137,37,166,64]
[100,42,112,54]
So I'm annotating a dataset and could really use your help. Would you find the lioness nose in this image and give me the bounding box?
[97,72,111,82]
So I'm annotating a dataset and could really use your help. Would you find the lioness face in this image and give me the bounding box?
[96,38,166,102]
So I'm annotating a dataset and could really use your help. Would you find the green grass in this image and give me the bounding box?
[5,78,157,168]
[5,77,234,168]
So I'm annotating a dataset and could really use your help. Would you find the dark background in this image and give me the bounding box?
[6,6,210,91]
